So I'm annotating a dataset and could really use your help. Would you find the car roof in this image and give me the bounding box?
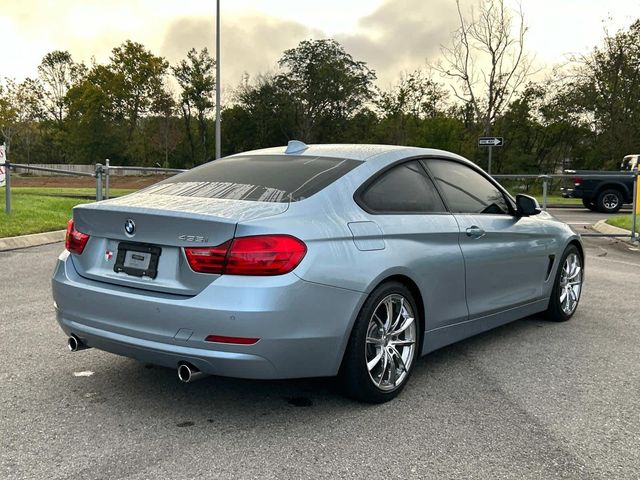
[228,143,469,164]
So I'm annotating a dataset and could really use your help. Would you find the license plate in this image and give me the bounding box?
[114,242,161,279]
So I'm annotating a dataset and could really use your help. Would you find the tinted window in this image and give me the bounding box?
[426,159,509,214]
[360,161,446,213]
[144,155,362,203]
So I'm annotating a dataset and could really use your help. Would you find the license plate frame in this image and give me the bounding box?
[114,242,161,279]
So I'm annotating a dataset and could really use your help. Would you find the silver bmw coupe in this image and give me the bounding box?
[52,142,583,403]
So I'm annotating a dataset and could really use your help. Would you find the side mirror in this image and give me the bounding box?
[516,194,541,217]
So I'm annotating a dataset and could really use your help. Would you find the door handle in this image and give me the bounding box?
[466,226,485,238]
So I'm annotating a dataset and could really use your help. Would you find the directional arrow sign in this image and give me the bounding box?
[479,137,503,147]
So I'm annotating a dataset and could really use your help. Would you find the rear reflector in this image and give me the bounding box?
[65,219,90,255]
[205,335,259,345]
[185,235,306,276]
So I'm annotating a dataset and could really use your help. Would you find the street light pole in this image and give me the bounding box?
[215,0,221,159]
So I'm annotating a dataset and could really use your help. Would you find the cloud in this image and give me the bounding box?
[160,0,460,90]
[337,0,459,87]
[3,0,461,91]
[161,15,323,89]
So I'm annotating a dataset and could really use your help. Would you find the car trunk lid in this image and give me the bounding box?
[70,191,289,296]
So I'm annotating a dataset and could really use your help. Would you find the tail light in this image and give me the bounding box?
[65,219,90,255]
[184,240,231,274]
[574,176,582,186]
[185,235,306,276]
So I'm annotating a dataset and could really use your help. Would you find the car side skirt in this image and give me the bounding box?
[422,298,549,355]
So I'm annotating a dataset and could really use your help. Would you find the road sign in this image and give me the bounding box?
[0,144,6,188]
[479,137,503,147]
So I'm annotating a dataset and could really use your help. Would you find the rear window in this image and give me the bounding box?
[144,155,362,202]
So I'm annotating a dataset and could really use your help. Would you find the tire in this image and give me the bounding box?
[545,245,583,322]
[339,281,420,403]
[596,189,623,213]
[581,198,597,211]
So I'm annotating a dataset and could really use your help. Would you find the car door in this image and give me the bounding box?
[357,160,468,331]
[424,158,553,319]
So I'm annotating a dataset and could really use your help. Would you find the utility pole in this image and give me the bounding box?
[215,0,221,159]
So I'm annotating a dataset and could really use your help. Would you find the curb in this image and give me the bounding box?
[592,220,637,244]
[0,230,66,252]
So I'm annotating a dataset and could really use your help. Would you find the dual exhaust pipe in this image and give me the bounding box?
[68,335,206,384]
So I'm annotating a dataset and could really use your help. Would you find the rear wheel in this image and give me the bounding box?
[340,282,419,403]
[545,245,583,322]
[581,198,597,211]
[596,189,623,213]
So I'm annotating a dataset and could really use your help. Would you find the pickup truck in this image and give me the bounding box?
[562,154,638,213]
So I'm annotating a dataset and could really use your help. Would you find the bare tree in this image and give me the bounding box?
[436,0,534,134]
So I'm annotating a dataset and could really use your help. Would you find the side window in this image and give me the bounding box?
[426,159,509,214]
[360,161,446,213]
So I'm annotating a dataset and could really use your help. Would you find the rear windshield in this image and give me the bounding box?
[144,155,362,203]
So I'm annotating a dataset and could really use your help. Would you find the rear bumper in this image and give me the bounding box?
[52,251,365,379]
[561,188,582,199]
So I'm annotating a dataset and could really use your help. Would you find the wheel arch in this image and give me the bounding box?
[336,269,429,375]
[595,182,631,202]
[367,273,426,353]
[568,238,585,270]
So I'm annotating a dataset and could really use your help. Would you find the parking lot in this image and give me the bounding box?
[1,211,639,479]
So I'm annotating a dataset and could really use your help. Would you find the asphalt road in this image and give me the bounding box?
[2,230,639,479]
[546,207,628,232]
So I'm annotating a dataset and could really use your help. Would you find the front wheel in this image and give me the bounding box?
[340,282,420,403]
[545,245,583,322]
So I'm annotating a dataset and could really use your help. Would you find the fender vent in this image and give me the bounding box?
[545,255,556,281]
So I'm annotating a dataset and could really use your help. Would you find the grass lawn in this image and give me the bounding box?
[606,214,640,233]
[0,187,136,238]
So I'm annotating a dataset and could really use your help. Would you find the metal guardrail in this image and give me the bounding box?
[2,161,185,211]
[2,162,638,243]
[98,161,186,200]
[11,163,95,177]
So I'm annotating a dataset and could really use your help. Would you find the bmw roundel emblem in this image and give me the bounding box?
[124,219,136,236]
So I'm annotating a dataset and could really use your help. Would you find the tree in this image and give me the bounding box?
[150,85,181,167]
[436,0,534,135]
[0,78,43,163]
[231,74,298,150]
[107,41,169,140]
[37,50,85,123]
[276,39,376,142]
[172,48,215,166]
[65,78,122,163]
[376,70,449,144]
[0,83,18,154]
[571,20,640,165]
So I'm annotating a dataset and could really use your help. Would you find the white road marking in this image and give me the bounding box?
[73,371,94,377]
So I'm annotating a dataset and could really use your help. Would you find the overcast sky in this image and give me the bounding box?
[2,0,639,89]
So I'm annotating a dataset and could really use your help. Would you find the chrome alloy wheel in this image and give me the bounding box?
[602,193,619,210]
[559,253,582,315]
[365,294,417,391]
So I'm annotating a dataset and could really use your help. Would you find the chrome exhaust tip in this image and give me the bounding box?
[67,335,88,352]
[177,363,205,383]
